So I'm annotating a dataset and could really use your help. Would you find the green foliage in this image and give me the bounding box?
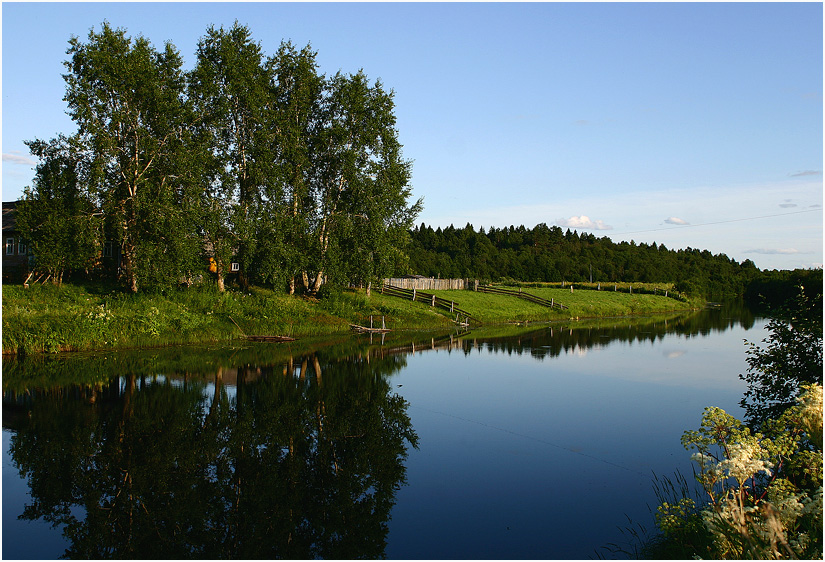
[669,386,823,559]
[407,223,762,298]
[646,277,823,559]
[740,283,823,427]
[16,135,102,284]
[24,21,420,295]
[61,22,194,293]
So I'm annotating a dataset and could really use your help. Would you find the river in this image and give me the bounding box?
[2,303,763,559]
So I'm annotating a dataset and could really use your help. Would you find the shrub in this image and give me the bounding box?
[658,384,823,559]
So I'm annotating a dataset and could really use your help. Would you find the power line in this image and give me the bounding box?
[613,208,821,237]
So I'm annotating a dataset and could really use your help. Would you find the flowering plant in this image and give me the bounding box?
[661,384,823,559]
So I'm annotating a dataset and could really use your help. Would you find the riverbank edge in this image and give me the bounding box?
[1,282,701,355]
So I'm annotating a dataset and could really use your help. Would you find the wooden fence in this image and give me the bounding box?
[381,283,475,323]
[476,284,568,310]
[522,281,689,302]
[383,277,471,291]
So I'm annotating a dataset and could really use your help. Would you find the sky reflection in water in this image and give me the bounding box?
[385,318,761,559]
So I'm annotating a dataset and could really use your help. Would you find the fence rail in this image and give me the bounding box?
[476,284,568,310]
[515,281,688,302]
[381,284,475,323]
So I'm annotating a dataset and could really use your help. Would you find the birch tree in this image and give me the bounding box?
[189,22,275,291]
[265,41,324,293]
[62,22,191,292]
[309,71,420,294]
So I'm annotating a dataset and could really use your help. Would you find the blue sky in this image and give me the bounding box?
[2,2,822,270]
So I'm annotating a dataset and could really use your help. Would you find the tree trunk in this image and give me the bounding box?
[288,277,296,295]
[216,264,226,292]
[312,271,324,293]
[366,281,372,296]
[122,244,139,293]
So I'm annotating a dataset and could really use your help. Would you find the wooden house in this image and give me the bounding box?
[2,201,29,282]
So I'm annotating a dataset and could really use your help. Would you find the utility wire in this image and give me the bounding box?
[613,208,821,237]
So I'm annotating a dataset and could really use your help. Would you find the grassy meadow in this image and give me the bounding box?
[2,281,697,355]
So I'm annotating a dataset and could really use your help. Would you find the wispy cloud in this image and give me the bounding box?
[555,215,613,230]
[744,248,802,255]
[790,170,822,177]
[664,217,689,225]
[3,152,35,166]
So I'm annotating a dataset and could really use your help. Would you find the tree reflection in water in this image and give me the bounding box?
[5,351,418,559]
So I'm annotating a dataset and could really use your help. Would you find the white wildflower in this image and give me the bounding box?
[717,442,773,484]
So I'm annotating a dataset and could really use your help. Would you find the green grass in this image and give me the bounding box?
[428,285,695,324]
[2,280,696,355]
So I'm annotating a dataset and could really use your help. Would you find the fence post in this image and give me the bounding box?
[551,298,554,308]
[451,301,454,312]
[412,288,416,301]
[432,294,436,307]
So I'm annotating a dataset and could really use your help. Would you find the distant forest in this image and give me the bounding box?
[406,222,820,302]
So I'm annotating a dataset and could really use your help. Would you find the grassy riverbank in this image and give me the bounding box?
[2,281,697,354]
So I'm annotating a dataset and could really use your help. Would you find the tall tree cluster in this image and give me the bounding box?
[407,222,765,298]
[20,22,420,293]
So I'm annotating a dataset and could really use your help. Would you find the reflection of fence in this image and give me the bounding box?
[476,285,568,310]
[383,277,469,291]
[381,284,475,322]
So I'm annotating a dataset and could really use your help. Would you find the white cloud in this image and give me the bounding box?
[744,248,802,255]
[664,217,689,225]
[555,215,613,230]
[790,170,822,177]
[3,152,35,166]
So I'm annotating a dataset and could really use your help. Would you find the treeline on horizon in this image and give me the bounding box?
[405,222,821,302]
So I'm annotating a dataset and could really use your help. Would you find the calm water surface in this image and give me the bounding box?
[2,305,763,559]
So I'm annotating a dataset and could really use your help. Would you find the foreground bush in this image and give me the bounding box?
[656,384,823,559]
